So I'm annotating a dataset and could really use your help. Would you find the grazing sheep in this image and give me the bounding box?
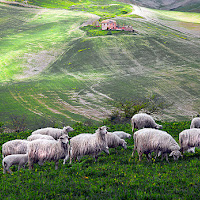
[63,126,109,164]
[107,132,127,150]
[28,134,70,170]
[112,131,131,139]
[32,126,74,140]
[27,134,55,141]
[190,117,200,128]
[179,128,200,154]
[132,128,181,162]
[131,113,162,133]
[2,154,28,174]
[2,140,29,158]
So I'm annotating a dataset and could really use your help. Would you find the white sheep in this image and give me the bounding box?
[2,154,28,174]
[32,126,74,140]
[27,134,55,141]
[2,139,29,158]
[179,128,200,154]
[190,117,200,128]
[27,134,70,170]
[131,113,162,133]
[112,131,131,139]
[63,126,109,164]
[107,132,127,150]
[132,128,182,162]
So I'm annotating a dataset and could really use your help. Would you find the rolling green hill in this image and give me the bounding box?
[0,0,200,130]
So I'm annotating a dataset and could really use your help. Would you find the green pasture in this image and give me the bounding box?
[1,121,200,199]
[3,0,133,18]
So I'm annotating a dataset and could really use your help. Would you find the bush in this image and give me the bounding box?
[108,94,171,124]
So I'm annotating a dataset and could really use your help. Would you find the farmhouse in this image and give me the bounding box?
[101,19,134,32]
[101,19,117,30]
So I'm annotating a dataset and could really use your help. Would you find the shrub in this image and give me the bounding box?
[108,94,171,124]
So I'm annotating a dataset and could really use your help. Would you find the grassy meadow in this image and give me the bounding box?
[1,121,200,199]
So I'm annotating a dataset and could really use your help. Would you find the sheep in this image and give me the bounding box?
[131,113,162,133]
[27,134,70,170]
[27,134,55,141]
[106,132,127,152]
[111,131,131,139]
[190,117,200,128]
[32,126,74,140]
[63,126,109,164]
[179,128,200,154]
[2,154,28,174]
[132,128,182,162]
[2,139,29,158]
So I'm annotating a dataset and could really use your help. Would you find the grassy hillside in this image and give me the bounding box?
[0,1,200,130]
[1,121,200,199]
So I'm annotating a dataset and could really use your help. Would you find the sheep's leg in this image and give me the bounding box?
[165,153,169,162]
[139,152,143,161]
[55,161,59,170]
[77,157,81,162]
[3,167,6,174]
[7,165,13,174]
[145,153,150,162]
[132,147,136,157]
[63,155,69,165]
[28,161,33,170]
[18,165,22,171]
[94,155,98,162]
[69,157,72,164]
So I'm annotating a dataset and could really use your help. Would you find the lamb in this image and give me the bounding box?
[27,134,70,170]
[27,134,55,141]
[179,128,200,154]
[111,131,131,139]
[32,126,74,140]
[190,117,200,128]
[132,128,182,162]
[2,154,28,174]
[63,126,109,164]
[2,139,29,158]
[131,113,162,133]
[107,132,127,150]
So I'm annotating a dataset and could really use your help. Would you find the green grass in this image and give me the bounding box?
[1,121,200,199]
[3,0,133,18]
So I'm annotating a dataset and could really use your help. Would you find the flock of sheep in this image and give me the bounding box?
[2,113,200,174]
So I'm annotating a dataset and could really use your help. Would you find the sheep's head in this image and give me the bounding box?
[156,124,163,129]
[99,126,108,135]
[126,133,132,139]
[169,150,182,160]
[186,147,195,153]
[59,134,70,145]
[63,126,74,134]
[121,140,127,150]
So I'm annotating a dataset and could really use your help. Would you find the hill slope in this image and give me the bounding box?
[0,1,200,130]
